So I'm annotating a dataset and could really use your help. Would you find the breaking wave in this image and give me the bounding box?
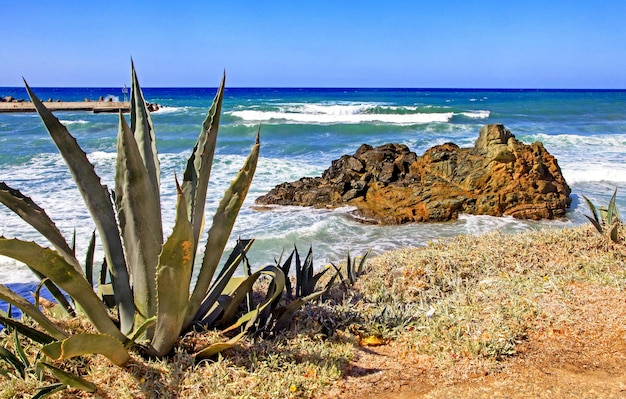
[229,102,488,125]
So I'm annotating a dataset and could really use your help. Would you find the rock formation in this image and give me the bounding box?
[256,124,572,224]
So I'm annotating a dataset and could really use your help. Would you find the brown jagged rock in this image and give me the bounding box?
[256,124,572,224]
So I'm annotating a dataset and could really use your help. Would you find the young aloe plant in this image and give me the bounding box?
[0,62,284,362]
[583,189,621,243]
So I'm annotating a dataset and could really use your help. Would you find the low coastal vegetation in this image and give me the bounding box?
[0,64,624,397]
[1,224,624,398]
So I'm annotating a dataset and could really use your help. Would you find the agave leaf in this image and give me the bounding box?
[126,316,157,348]
[39,362,96,393]
[199,294,235,328]
[214,239,255,283]
[279,249,295,300]
[356,249,372,276]
[193,307,258,361]
[0,284,68,341]
[0,346,25,378]
[346,249,356,284]
[13,330,31,369]
[582,195,601,227]
[182,73,226,252]
[609,223,619,243]
[191,240,255,324]
[0,239,124,341]
[129,59,160,201]
[24,82,135,335]
[0,314,56,345]
[85,231,96,288]
[115,112,162,322]
[185,131,260,328]
[328,262,347,287]
[0,183,80,272]
[271,290,326,333]
[219,265,285,326]
[151,182,194,356]
[607,188,618,225]
[28,271,74,318]
[584,215,604,234]
[32,383,66,399]
[42,333,130,367]
[301,246,315,295]
[309,267,330,293]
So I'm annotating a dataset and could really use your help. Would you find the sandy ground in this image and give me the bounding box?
[324,283,626,399]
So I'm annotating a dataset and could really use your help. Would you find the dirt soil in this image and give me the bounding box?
[323,283,626,399]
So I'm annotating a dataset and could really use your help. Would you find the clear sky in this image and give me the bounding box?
[1,1,625,88]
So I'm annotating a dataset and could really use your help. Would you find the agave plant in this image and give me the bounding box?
[0,62,286,363]
[330,248,372,287]
[583,189,621,243]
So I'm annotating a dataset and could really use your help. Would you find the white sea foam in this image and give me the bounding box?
[563,167,626,184]
[461,110,490,118]
[59,119,89,125]
[529,133,626,147]
[151,106,190,114]
[229,102,456,125]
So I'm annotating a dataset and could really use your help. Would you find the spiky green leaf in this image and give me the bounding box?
[151,183,194,356]
[42,334,130,367]
[182,73,226,252]
[584,215,604,234]
[0,284,67,341]
[39,362,96,392]
[129,59,160,200]
[0,239,124,341]
[219,265,285,326]
[609,223,619,243]
[13,330,31,369]
[185,131,260,328]
[193,307,258,361]
[0,346,25,378]
[271,290,326,333]
[356,249,372,276]
[32,383,66,399]
[85,231,96,288]
[23,82,134,335]
[607,188,619,225]
[126,316,157,348]
[0,183,79,272]
[0,314,56,344]
[191,240,255,325]
[115,112,162,323]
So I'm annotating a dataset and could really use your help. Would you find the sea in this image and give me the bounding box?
[1,87,625,288]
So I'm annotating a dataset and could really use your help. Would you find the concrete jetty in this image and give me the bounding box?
[0,100,131,113]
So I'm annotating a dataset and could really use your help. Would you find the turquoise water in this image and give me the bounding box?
[1,87,625,284]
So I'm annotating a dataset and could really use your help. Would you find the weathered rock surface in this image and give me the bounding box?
[256,124,572,224]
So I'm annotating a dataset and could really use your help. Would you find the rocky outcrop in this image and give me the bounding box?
[256,124,572,224]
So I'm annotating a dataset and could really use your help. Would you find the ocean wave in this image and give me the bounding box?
[151,105,191,114]
[59,119,89,125]
[563,167,626,184]
[228,102,492,125]
[528,132,626,147]
[460,110,491,119]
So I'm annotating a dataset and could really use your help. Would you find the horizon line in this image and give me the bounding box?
[2,86,626,91]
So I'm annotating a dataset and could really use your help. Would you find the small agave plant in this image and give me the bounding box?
[583,189,621,243]
[0,62,287,364]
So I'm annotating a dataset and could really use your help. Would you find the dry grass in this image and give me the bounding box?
[1,224,624,398]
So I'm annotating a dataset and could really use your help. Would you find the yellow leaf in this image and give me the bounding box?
[359,335,385,347]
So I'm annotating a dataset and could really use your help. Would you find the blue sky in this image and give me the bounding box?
[1,1,625,88]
